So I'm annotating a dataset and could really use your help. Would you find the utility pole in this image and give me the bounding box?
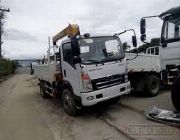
[0,5,10,58]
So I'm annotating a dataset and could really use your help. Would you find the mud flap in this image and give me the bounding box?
[145,106,180,127]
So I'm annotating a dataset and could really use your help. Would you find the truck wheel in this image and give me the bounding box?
[171,76,180,111]
[62,89,77,116]
[40,81,48,98]
[144,75,160,97]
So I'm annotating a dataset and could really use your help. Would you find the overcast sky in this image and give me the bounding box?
[1,0,180,59]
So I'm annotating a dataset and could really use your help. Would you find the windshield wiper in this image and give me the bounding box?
[101,57,124,62]
[82,59,100,63]
[82,59,105,65]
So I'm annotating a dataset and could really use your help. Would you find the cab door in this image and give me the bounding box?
[61,42,81,96]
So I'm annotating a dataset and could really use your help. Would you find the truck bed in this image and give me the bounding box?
[33,64,49,80]
[125,53,161,72]
[33,62,61,82]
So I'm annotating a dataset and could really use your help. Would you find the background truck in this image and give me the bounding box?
[125,52,161,96]
[33,24,137,116]
[125,42,180,96]
[124,6,180,97]
[139,6,180,110]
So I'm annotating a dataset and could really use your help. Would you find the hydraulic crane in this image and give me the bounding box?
[52,24,80,45]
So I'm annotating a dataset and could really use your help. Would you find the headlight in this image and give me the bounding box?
[81,73,93,92]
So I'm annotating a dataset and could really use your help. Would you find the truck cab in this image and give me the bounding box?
[59,35,131,107]
[146,46,159,55]
[160,6,180,111]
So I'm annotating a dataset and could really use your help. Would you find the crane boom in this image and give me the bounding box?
[52,24,80,45]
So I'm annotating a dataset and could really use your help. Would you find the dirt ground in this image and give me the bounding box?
[0,68,179,140]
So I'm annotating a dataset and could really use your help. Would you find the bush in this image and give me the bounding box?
[0,59,18,77]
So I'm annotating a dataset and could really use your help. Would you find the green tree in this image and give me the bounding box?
[130,38,160,53]
[150,38,160,46]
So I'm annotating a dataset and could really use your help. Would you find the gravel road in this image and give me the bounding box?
[0,69,179,140]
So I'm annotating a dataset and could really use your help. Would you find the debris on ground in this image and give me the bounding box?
[145,106,180,127]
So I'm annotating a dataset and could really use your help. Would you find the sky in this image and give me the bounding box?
[1,0,180,59]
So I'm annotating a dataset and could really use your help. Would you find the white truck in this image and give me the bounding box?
[139,6,180,110]
[33,24,136,116]
[125,52,161,96]
[125,43,180,96]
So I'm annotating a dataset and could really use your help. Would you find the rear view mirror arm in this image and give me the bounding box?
[114,29,136,37]
[142,15,159,19]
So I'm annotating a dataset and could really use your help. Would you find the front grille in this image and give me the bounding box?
[91,74,125,90]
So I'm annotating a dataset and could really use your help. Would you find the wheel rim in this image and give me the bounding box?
[63,94,73,111]
[151,80,159,94]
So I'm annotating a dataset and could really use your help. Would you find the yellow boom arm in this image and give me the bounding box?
[52,24,80,45]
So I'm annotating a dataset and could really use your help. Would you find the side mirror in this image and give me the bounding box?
[132,35,137,47]
[71,37,80,56]
[141,34,146,42]
[73,56,81,64]
[140,18,146,34]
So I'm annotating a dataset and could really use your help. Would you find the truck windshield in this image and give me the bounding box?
[163,18,180,40]
[78,36,124,64]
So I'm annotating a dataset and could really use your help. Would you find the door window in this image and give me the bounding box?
[155,47,159,55]
[151,48,154,55]
[164,19,180,40]
[62,43,73,64]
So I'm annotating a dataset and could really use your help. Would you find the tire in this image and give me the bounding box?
[40,81,48,98]
[62,89,77,116]
[144,75,160,97]
[171,76,180,111]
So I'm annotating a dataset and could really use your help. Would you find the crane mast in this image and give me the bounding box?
[52,24,80,45]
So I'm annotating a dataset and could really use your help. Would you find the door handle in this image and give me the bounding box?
[63,69,66,77]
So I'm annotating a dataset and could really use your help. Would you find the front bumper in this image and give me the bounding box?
[81,81,131,106]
